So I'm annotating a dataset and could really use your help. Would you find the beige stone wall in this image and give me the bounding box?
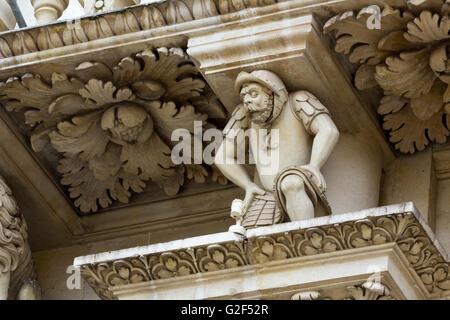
[436,179,450,253]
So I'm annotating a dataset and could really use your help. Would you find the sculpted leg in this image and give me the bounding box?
[280,175,314,221]
[0,271,10,300]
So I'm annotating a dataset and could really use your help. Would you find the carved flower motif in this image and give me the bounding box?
[0,47,227,213]
[198,245,245,272]
[325,2,450,153]
[103,260,149,287]
[349,223,388,248]
[154,254,195,279]
[420,265,450,291]
[298,231,339,255]
[252,238,292,263]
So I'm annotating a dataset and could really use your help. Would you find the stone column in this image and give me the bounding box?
[81,0,139,14]
[0,0,16,31]
[0,175,40,300]
[30,0,69,24]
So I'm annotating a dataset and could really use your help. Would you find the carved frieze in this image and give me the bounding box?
[324,0,450,154]
[0,0,278,60]
[0,47,227,213]
[75,204,450,299]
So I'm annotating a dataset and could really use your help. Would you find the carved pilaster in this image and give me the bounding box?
[31,0,69,24]
[0,175,40,300]
[0,0,16,31]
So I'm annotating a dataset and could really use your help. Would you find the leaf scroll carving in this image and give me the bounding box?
[325,3,450,153]
[0,47,227,213]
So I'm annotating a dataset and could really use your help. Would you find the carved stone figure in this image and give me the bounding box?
[215,70,339,227]
[0,176,40,300]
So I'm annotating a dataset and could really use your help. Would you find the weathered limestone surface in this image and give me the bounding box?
[0,175,40,300]
[74,203,450,300]
[0,0,16,31]
[0,0,449,301]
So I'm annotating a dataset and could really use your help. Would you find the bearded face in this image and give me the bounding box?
[240,83,274,125]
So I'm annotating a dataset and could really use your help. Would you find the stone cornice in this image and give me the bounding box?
[74,202,450,300]
[0,0,399,68]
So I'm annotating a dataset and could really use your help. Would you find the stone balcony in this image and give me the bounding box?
[74,202,450,300]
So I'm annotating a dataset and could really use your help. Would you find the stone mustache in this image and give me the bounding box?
[215,70,339,228]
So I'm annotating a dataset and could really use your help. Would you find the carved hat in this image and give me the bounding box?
[235,70,288,124]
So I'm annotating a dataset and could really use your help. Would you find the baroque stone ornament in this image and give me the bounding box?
[0,47,227,213]
[0,176,41,300]
[324,1,450,153]
[346,281,395,300]
[0,0,16,31]
[75,205,450,299]
[0,0,279,60]
[215,70,339,226]
[31,0,69,24]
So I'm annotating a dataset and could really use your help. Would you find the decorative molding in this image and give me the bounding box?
[0,175,27,275]
[0,47,227,213]
[324,1,450,154]
[0,175,40,300]
[0,0,280,61]
[291,281,396,300]
[74,203,450,299]
[346,281,395,300]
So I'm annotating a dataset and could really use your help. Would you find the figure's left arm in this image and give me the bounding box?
[309,114,339,169]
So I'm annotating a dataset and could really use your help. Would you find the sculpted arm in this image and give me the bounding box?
[309,114,339,169]
[214,106,266,211]
[214,136,253,190]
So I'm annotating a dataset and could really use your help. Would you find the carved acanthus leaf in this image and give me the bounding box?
[0,47,227,213]
[405,10,450,43]
[326,3,450,153]
[382,102,449,153]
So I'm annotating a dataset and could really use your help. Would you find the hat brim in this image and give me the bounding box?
[235,72,275,94]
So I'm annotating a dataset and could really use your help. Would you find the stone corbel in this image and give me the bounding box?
[0,175,41,300]
[0,0,16,31]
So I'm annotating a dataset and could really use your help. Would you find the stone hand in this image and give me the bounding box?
[301,163,327,190]
[242,183,266,214]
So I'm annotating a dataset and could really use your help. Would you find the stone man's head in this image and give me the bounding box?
[235,70,288,126]
[240,82,274,125]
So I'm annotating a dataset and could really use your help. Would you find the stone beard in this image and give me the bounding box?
[240,83,274,126]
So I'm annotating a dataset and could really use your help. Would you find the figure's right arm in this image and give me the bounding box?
[214,135,253,190]
[214,105,266,210]
[214,104,254,190]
